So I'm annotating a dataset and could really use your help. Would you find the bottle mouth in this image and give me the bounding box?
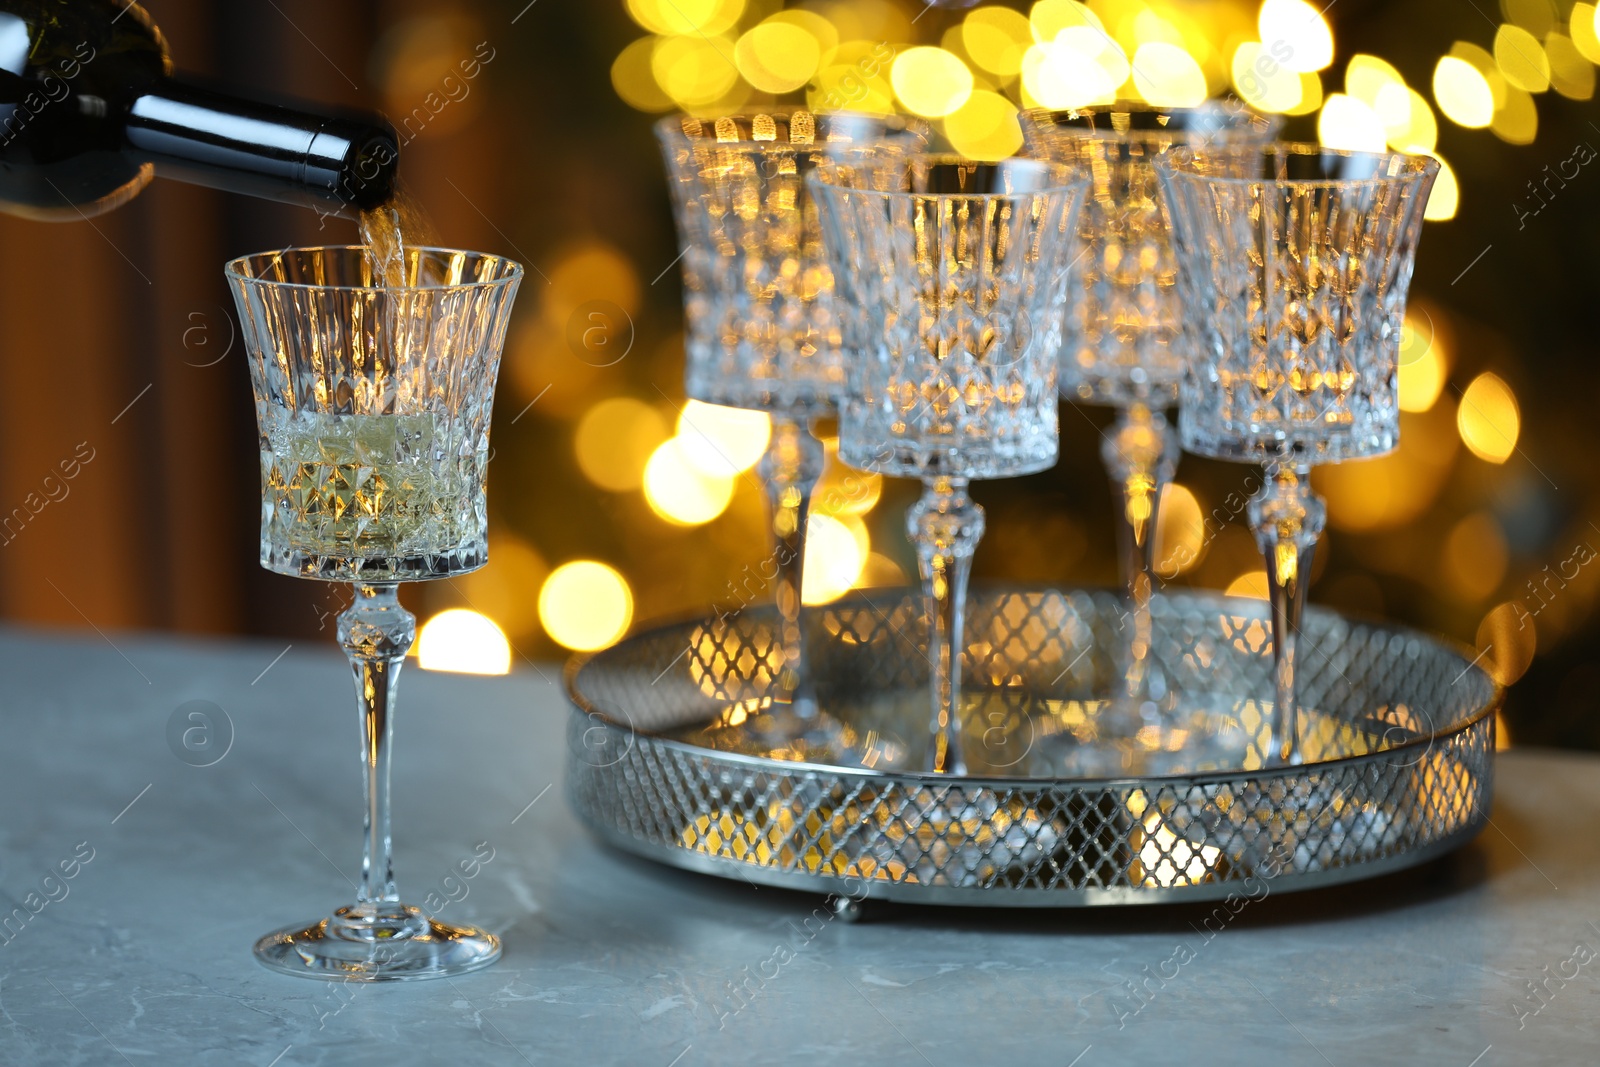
[315,122,400,210]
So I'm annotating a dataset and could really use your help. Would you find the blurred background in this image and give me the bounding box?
[1,0,1592,746]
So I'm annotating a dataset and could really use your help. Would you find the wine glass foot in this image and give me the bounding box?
[1043,691,1258,778]
[737,703,867,765]
[253,904,500,981]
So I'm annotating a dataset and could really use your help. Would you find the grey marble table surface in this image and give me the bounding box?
[0,624,1595,1066]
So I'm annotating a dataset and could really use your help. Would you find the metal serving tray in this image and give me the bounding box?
[565,586,1497,908]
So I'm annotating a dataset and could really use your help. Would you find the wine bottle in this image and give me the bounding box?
[0,0,398,220]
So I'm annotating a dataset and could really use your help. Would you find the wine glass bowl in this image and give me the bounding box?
[227,245,523,980]
[658,110,928,759]
[230,246,521,583]
[657,110,929,415]
[1158,144,1438,465]
[1156,144,1438,765]
[1020,103,1280,405]
[812,155,1086,775]
[816,155,1080,484]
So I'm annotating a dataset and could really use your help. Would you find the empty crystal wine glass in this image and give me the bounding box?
[657,110,927,758]
[812,155,1085,775]
[1157,144,1437,765]
[227,245,522,979]
[1020,103,1278,726]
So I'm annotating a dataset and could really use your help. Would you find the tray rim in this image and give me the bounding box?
[563,584,1503,788]
[571,800,1491,907]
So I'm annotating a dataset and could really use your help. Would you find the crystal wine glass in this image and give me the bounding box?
[1156,144,1437,765]
[657,110,927,758]
[227,245,522,979]
[1020,103,1278,725]
[812,155,1085,775]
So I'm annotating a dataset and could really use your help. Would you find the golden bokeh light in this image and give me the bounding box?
[891,46,975,117]
[812,0,911,44]
[1494,24,1550,93]
[599,0,1575,243]
[1502,0,1557,38]
[1387,89,1438,153]
[766,9,839,61]
[939,22,976,69]
[1153,483,1205,577]
[575,397,670,492]
[1458,372,1521,463]
[813,439,883,516]
[735,20,822,94]
[1318,94,1387,152]
[944,89,1023,160]
[1141,7,1230,87]
[1425,154,1460,220]
[675,400,770,477]
[1060,25,1132,86]
[1021,32,1125,109]
[1544,33,1597,100]
[964,6,1034,77]
[857,551,908,588]
[1132,42,1208,106]
[1286,70,1324,115]
[1434,55,1496,127]
[841,512,872,563]
[1127,7,1186,50]
[505,316,603,417]
[810,41,898,114]
[644,438,736,525]
[548,239,641,322]
[1443,512,1509,603]
[1225,569,1269,600]
[652,34,741,108]
[612,37,674,112]
[626,0,743,37]
[1476,601,1536,686]
[1491,84,1538,144]
[1021,41,1098,108]
[1232,41,1303,112]
[1573,4,1600,64]
[1452,41,1508,106]
[1372,79,1413,127]
[417,609,512,676]
[1029,0,1105,43]
[539,562,634,652]
[374,13,489,138]
[802,513,868,605]
[1346,53,1405,112]
[455,534,548,640]
[1258,0,1334,72]
[1317,403,1460,532]
[1318,458,1419,532]
[1398,318,1448,413]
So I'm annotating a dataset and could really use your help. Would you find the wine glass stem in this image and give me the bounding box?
[758,417,824,714]
[909,477,984,775]
[337,583,415,915]
[1248,464,1326,767]
[1101,403,1179,702]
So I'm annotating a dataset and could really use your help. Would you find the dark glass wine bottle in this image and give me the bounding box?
[0,0,398,220]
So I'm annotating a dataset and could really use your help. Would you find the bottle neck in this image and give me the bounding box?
[125,79,398,215]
